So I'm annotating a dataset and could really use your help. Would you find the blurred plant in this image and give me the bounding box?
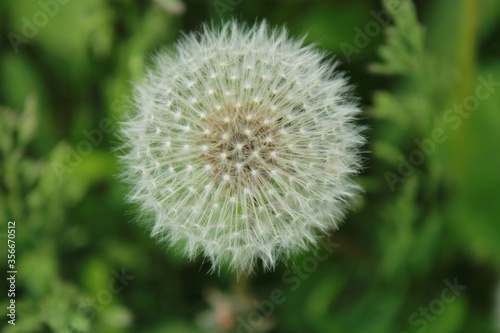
[196,286,275,333]
[0,97,131,332]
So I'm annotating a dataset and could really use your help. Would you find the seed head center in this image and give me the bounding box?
[202,106,280,187]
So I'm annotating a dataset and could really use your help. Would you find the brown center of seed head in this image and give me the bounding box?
[202,105,281,188]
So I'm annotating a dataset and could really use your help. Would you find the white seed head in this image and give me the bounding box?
[119,21,365,273]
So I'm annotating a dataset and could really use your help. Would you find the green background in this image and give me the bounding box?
[1,0,500,332]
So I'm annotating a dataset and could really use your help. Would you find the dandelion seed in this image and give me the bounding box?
[119,20,365,273]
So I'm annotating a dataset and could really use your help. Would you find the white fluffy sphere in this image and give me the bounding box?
[119,21,365,273]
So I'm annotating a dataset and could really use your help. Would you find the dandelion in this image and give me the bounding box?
[119,21,365,273]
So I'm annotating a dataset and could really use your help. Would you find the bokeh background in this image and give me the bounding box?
[1,0,500,332]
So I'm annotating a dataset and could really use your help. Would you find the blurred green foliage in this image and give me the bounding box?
[1,0,499,332]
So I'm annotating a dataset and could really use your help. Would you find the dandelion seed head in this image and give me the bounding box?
[119,20,365,273]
